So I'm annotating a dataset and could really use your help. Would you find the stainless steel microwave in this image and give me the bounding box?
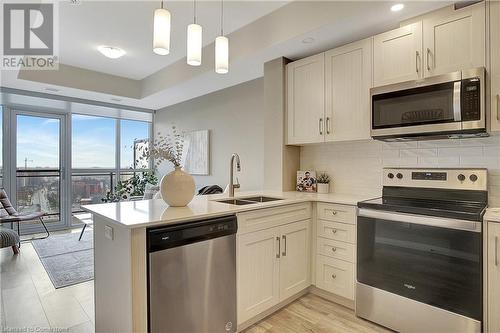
[371,67,486,141]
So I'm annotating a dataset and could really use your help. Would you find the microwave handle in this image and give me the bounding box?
[453,81,461,122]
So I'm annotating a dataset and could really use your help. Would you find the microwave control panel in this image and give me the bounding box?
[461,78,480,121]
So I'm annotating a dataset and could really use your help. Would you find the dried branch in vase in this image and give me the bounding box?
[135,126,185,168]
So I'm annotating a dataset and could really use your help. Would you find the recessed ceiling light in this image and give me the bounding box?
[302,37,315,44]
[97,46,126,59]
[391,3,405,12]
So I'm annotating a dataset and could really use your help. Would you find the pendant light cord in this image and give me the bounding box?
[193,0,197,24]
[220,0,224,36]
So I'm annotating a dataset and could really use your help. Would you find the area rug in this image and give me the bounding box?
[31,231,94,289]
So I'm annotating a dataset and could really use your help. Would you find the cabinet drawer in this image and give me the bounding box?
[317,220,356,244]
[315,255,355,300]
[237,203,311,234]
[317,237,355,263]
[317,203,356,224]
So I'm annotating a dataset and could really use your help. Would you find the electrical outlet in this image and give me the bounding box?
[104,225,114,240]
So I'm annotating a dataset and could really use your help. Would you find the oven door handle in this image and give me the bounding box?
[453,81,462,122]
[358,208,481,233]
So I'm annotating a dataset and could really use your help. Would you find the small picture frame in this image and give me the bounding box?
[296,170,317,192]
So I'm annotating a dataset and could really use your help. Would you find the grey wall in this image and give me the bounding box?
[155,78,265,191]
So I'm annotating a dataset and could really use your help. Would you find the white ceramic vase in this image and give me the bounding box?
[317,183,329,194]
[160,166,196,207]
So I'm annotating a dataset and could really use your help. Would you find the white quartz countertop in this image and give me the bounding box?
[82,190,374,229]
[485,208,500,223]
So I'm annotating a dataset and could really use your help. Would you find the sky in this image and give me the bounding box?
[14,113,149,169]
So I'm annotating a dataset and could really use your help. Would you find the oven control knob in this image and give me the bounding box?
[470,174,478,182]
[388,173,394,179]
[396,173,403,179]
[458,174,466,182]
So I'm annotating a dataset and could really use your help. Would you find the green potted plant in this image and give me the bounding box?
[102,171,158,203]
[317,173,331,194]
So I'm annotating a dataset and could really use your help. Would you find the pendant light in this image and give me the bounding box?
[187,0,202,66]
[153,1,171,55]
[215,0,229,74]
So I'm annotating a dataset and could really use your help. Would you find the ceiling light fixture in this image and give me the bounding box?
[215,0,229,74]
[153,1,171,55]
[302,37,315,44]
[97,45,126,59]
[391,3,405,12]
[187,0,202,66]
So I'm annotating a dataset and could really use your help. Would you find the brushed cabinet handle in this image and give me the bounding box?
[331,247,337,252]
[276,236,280,258]
[426,48,432,71]
[332,228,337,234]
[496,94,500,121]
[331,274,337,279]
[331,210,337,215]
[496,236,499,266]
[319,118,323,135]
[326,117,331,135]
[416,51,420,73]
[282,235,287,257]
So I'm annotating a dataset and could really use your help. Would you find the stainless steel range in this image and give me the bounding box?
[356,168,487,333]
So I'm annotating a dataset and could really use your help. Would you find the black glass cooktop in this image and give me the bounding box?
[358,187,487,222]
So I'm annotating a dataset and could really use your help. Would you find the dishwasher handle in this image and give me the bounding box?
[147,215,237,253]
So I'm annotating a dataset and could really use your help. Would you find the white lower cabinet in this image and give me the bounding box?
[317,237,355,263]
[279,220,311,300]
[315,255,355,300]
[237,227,281,323]
[314,202,357,301]
[487,221,500,333]
[237,204,311,325]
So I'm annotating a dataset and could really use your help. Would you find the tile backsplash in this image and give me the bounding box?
[300,136,500,206]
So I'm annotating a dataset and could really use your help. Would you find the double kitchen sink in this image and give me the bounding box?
[214,196,283,206]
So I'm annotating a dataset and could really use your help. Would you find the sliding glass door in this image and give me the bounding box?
[10,110,69,234]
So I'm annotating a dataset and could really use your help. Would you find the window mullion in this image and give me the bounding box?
[116,118,121,186]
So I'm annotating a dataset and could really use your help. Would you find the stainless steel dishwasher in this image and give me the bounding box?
[147,215,237,333]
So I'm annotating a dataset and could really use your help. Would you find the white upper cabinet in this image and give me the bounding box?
[286,53,325,145]
[490,0,500,132]
[373,22,423,86]
[423,2,485,77]
[325,38,372,142]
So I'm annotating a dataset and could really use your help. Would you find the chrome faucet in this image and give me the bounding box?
[229,153,241,197]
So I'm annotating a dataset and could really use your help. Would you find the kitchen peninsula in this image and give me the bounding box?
[83,191,370,333]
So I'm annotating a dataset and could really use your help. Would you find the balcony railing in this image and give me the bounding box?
[71,171,142,213]
[16,169,61,223]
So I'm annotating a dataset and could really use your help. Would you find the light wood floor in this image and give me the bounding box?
[243,293,392,333]
[0,230,94,333]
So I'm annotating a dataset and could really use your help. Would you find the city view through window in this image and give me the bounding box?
[6,109,151,232]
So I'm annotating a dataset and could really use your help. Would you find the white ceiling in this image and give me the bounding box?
[59,1,288,80]
[1,1,454,110]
